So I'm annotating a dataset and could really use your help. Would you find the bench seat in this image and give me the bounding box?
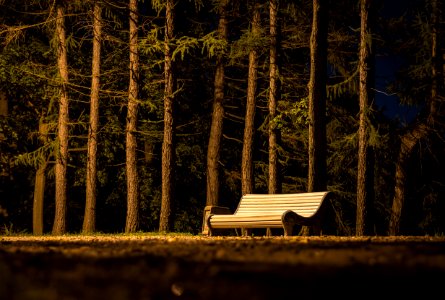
[206,191,331,236]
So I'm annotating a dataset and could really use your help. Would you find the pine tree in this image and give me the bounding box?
[159,0,176,232]
[389,0,443,235]
[83,0,103,234]
[241,1,261,196]
[268,0,281,194]
[206,0,229,207]
[307,0,328,193]
[356,0,376,236]
[125,0,140,233]
[53,0,69,235]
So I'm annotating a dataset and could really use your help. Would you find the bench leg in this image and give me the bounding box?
[241,228,252,236]
[299,222,322,236]
[283,213,297,237]
[283,223,294,237]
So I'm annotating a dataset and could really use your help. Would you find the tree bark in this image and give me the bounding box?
[159,0,176,232]
[268,0,281,194]
[206,0,228,207]
[83,1,102,234]
[241,2,260,196]
[307,0,328,193]
[356,0,375,236]
[53,1,69,235]
[0,92,7,117]
[389,124,428,235]
[0,92,8,175]
[303,0,328,236]
[33,120,48,235]
[125,0,139,233]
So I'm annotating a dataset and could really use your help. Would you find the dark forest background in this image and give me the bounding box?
[0,0,444,236]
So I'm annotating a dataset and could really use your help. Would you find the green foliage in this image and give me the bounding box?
[1,222,29,235]
[326,68,359,101]
[229,28,268,64]
[13,142,54,169]
[172,36,199,61]
[200,31,228,58]
[151,0,165,14]
[140,26,164,57]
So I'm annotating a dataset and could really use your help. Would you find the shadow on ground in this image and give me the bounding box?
[1,235,444,300]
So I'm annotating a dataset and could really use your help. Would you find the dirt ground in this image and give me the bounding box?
[1,234,445,300]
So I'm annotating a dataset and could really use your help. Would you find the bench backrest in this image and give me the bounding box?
[234,191,330,218]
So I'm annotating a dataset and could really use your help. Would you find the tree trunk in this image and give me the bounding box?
[206,0,228,207]
[389,0,442,235]
[33,120,48,235]
[33,162,47,235]
[53,1,69,235]
[307,0,328,193]
[389,124,428,235]
[125,0,139,233]
[0,92,7,117]
[0,92,8,176]
[83,1,102,234]
[356,0,375,236]
[241,2,260,196]
[268,0,281,194]
[159,0,176,232]
[304,0,328,236]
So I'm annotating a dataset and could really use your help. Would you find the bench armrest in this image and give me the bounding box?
[201,205,232,235]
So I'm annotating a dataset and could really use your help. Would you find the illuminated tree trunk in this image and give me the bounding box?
[83,1,102,233]
[0,92,7,145]
[0,92,8,177]
[304,0,328,236]
[268,0,281,194]
[159,0,176,232]
[389,124,428,235]
[241,2,260,196]
[125,0,139,233]
[206,0,228,207]
[52,1,69,235]
[389,0,442,235]
[33,120,48,235]
[307,0,328,193]
[356,0,375,236]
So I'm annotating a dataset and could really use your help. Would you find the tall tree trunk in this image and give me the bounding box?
[0,92,8,177]
[125,0,139,233]
[83,1,102,234]
[389,0,442,235]
[389,124,428,235]
[0,92,6,117]
[304,0,328,236]
[33,120,48,235]
[206,0,228,207]
[307,0,328,193]
[33,163,47,235]
[356,0,375,236]
[268,0,281,194]
[53,1,69,235]
[241,2,260,196]
[159,0,176,232]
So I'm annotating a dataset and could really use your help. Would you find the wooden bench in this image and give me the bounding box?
[204,191,332,236]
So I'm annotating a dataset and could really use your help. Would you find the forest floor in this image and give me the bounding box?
[1,234,445,300]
